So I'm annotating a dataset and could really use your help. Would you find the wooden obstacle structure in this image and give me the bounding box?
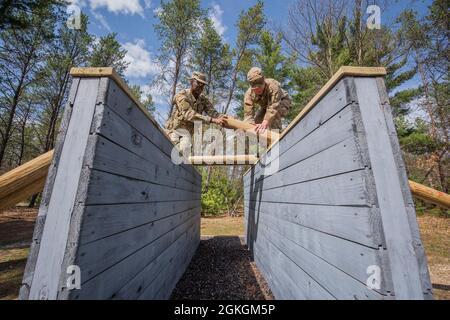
[18,68,202,300]
[244,67,434,299]
[0,66,446,300]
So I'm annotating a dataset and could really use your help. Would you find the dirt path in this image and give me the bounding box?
[171,236,273,300]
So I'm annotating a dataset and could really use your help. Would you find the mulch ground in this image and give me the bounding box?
[171,236,274,300]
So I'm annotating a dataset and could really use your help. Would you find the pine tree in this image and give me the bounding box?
[0,5,57,168]
[223,1,265,114]
[35,13,93,152]
[88,33,129,77]
[153,0,205,116]
[190,18,232,104]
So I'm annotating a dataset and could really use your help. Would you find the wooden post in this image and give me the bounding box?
[224,117,280,145]
[409,180,450,209]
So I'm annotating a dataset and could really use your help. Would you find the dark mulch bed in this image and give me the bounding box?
[171,236,274,300]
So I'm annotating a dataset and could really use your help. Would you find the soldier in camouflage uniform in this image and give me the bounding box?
[165,72,227,153]
[244,67,291,133]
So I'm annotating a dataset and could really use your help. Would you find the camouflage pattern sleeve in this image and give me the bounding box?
[264,81,283,123]
[176,94,212,123]
[243,88,256,124]
[203,97,220,119]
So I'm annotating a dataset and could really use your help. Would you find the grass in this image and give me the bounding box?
[416,215,450,300]
[201,215,245,236]
[0,247,29,300]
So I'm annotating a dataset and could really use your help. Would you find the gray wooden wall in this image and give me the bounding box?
[244,76,433,300]
[20,76,202,300]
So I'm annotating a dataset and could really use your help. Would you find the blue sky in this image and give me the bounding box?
[69,0,433,121]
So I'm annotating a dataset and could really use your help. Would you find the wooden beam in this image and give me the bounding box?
[0,150,54,211]
[224,117,280,145]
[189,155,258,165]
[409,180,450,209]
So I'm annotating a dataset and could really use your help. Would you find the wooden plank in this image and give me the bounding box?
[85,170,201,205]
[252,207,391,293]
[255,231,336,300]
[71,213,199,299]
[19,77,81,300]
[90,135,199,192]
[76,207,200,282]
[245,137,365,191]
[256,220,388,299]
[104,80,197,177]
[354,77,424,299]
[243,201,382,248]
[137,222,200,299]
[93,104,199,185]
[70,67,200,179]
[28,78,100,300]
[246,67,386,174]
[245,169,371,207]
[0,176,47,211]
[0,150,53,201]
[375,77,433,298]
[149,220,200,300]
[80,200,200,244]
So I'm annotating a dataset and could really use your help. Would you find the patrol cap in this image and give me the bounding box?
[247,67,265,84]
[189,71,208,85]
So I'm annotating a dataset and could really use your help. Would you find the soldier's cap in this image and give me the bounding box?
[247,67,265,85]
[189,72,209,86]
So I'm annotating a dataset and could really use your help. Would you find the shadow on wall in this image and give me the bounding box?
[170,236,273,300]
[246,168,265,261]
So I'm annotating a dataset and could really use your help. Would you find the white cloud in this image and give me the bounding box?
[209,3,226,36]
[123,39,160,78]
[72,0,145,16]
[91,10,111,31]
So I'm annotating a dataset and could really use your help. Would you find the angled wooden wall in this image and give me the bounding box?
[19,69,202,300]
[244,68,433,300]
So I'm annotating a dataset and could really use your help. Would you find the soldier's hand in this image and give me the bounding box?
[212,116,227,127]
[255,120,269,134]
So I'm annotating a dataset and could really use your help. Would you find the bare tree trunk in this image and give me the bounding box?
[168,48,185,116]
[0,72,26,167]
[17,102,32,165]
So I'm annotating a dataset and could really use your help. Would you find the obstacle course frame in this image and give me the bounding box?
[20,68,202,300]
[244,68,433,300]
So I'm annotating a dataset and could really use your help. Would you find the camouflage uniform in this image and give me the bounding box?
[244,68,291,131]
[165,84,221,152]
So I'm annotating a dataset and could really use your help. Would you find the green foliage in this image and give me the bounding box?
[286,66,325,122]
[201,167,243,217]
[223,0,265,114]
[0,0,64,30]
[88,33,129,77]
[153,0,206,106]
[190,18,232,104]
[130,84,155,115]
[234,30,294,118]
